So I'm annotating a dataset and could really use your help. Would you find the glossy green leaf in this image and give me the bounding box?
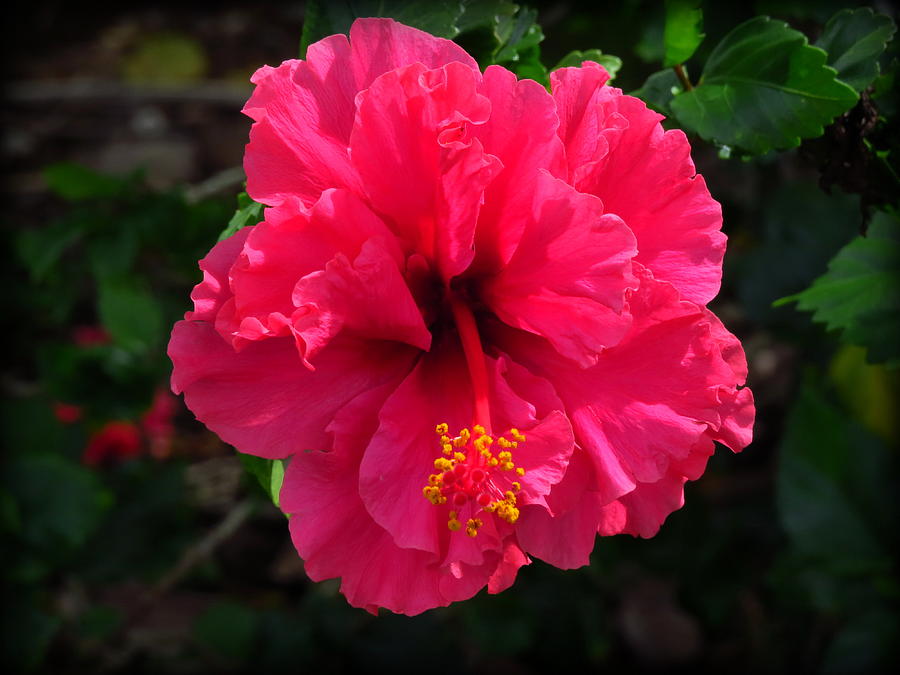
[457,0,516,33]
[492,6,547,83]
[816,8,896,92]
[662,0,704,67]
[217,192,263,242]
[494,6,542,62]
[300,0,465,57]
[553,50,622,80]
[776,211,900,366]
[670,16,859,153]
[453,0,518,67]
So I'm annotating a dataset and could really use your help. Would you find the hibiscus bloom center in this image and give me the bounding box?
[423,422,527,537]
[417,285,531,538]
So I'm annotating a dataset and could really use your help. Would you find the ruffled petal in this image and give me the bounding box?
[243,18,478,209]
[481,171,637,366]
[186,228,252,323]
[282,382,499,616]
[358,342,472,555]
[486,355,575,510]
[551,62,725,305]
[350,61,502,280]
[291,237,432,361]
[516,448,605,568]
[243,53,362,207]
[358,340,575,557]
[221,189,404,351]
[469,65,566,272]
[348,18,479,87]
[490,265,754,507]
[169,321,417,459]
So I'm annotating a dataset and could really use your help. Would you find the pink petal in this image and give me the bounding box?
[243,53,362,207]
[599,436,717,537]
[358,341,472,555]
[221,189,404,351]
[168,320,417,459]
[291,237,432,362]
[486,356,575,509]
[350,61,502,280]
[348,18,479,87]
[481,171,637,366]
[469,65,566,272]
[516,448,606,568]
[282,383,496,616]
[491,265,753,505]
[187,228,252,323]
[551,63,725,305]
[358,340,575,556]
[487,538,530,594]
[243,18,479,209]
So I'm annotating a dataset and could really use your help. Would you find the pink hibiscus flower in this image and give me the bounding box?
[168,19,754,615]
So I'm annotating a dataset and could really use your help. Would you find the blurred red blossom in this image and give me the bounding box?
[83,421,142,466]
[53,402,83,424]
[141,388,178,459]
[72,325,111,347]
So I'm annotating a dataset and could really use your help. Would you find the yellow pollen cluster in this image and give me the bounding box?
[484,490,520,524]
[422,422,528,535]
[466,518,483,537]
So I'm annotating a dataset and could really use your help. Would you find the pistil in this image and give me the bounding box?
[448,292,492,433]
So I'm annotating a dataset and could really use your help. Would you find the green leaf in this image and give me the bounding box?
[97,280,165,355]
[16,220,84,283]
[2,454,112,553]
[457,0,516,33]
[631,68,683,114]
[776,211,900,366]
[300,0,465,57]
[670,16,859,154]
[43,162,126,201]
[238,454,285,508]
[553,50,622,80]
[478,5,547,84]
[816,8,896,92]
[662,0,704,67]
[453,0,518,68]
[494,6,542,63]
[217,192,263,242]
[777,384,891,564]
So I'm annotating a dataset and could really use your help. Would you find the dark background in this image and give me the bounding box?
[2,1,897,672]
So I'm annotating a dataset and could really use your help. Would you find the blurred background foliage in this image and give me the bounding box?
[2,0,898,672]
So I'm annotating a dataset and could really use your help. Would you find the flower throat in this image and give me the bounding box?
[421,294,527,537]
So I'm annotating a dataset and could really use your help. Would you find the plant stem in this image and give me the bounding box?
[674,64,694,91]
